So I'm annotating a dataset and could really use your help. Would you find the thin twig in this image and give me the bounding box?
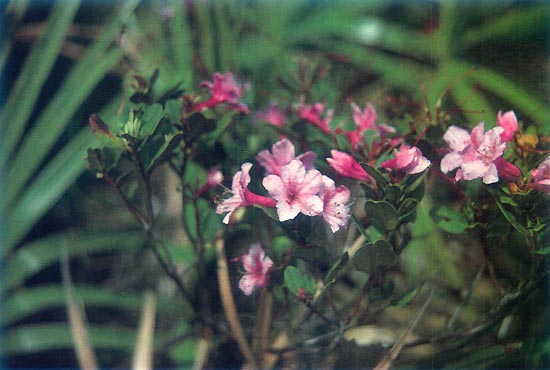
[215,236,257,368]
[373,285,435,370]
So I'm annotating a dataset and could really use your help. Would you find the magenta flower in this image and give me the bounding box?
[255,103,286,127]
[497,110,518,142]
[326,150,372,182]
[440,122,518,184]
[298,102,333,134]
[235,243,273,295]
[198,166,223,195]
[196,72,249,113]
[256,138,316,176]
[381,145,430,175]
[319,176,351,232]
[262,160,324,222]
[342,102,396,149]
[351,102,377,132]
[216,163,276,224]
[530,156,550,193]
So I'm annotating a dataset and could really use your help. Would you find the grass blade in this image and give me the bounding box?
[0,0,80,158]
[2,228,145,292]
[6,0,140,205]
[3,323,136,356]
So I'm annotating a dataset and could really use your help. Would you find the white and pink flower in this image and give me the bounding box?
[440,122,519,184]
[262,159,324,222]
[319,176,350,233]
[198,166,223,195]
[235,243,273,295]
[382,145,430,175]
[530,157,550,193]
[216,163,276,224]
[256,138,316,176]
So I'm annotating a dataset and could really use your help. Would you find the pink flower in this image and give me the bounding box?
[216,163,276,223]
[530,156,550,193]
[440,122,514,184]
[198,166,223,195]
[255,103,286,127]
[497,110,518,142]
[342,102,395,149]
[262,160,324,221]
[298,102,333,134]
[236,243,273,295]
[381,145,430,174]
[351,102,377,131]
[326,150,372,182]
[256,138,316,176]
[494,157,521,181]
[319,176,350,232]
[196,72,249,113]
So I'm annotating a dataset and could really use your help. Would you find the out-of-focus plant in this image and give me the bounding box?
[0,0,172,366]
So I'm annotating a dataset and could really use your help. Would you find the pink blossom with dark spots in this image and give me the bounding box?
[319,176,351,233]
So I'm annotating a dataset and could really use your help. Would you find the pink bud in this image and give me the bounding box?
[326,150,371,182]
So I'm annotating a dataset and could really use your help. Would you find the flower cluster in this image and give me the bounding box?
[217,138,351,232]
[440,111,520,184]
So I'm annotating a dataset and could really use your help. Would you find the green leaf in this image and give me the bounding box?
[361,164,388,189]
[3,285,140,326]
[3,323,136,356]
[430,205,470,234]
[382,185,400,205]
[4,129,96,250]
[0,0,80,158]
[495,198,531,236]
[167,0,193,88]
[392,287,420,307]
[364,200,399,232]
[458,6,547,51]
[535,247,550,255]
[1,229,145,292]
[398,198,418,221]
[284,266,316,296]
[6,0,139,205]
[144,132,183,174]
[139,103,165,138]
[352,239,396,274]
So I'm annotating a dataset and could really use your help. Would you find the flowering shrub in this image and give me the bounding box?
[86,68,550,369]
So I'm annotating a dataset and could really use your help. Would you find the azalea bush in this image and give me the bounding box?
[85,64,550,368]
